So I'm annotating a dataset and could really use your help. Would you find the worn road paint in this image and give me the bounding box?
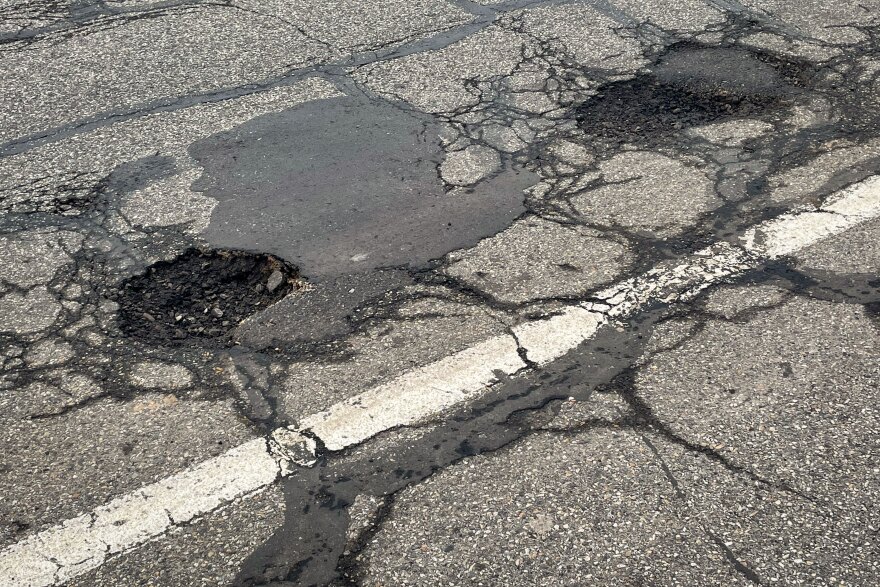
[299,334,526,451]
[0,439,279,586]
[742,175,880,257]
[513,306,607,365]
[3,175,879,587]
[595,242,756,319]
[292,244,756,450]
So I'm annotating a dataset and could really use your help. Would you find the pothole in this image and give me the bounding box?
[116,249,301,343]
[576,44,812,146]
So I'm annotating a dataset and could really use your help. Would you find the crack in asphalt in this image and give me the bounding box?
[706,528,765,585]
[249,258,878,585]
[612,370,818,503]
[0,21,871,421]
[0,0,585,158]
[2,2,880,584]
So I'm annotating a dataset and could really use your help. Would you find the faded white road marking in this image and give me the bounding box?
[3,175,879,587]
[595,242,755,319]
[293,243,757,451]
[0,439,278,586]
[0,434,313,587]
[742,175,880,257]
[299,334,526,451]
[513,305,606,365]
[291,176,880,452]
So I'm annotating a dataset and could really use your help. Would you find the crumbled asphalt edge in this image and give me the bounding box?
[0,155,290,424]
[232,10,880,587]
[115,248,301,343]
[0,4,866,429]
[1,0,879,578]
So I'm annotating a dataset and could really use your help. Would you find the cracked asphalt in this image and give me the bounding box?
[1,1,879,586]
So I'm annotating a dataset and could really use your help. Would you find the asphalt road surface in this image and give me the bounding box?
[1,1,879,586]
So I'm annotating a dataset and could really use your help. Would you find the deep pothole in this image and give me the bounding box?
[116,249,300,343]
[576,44,814,145]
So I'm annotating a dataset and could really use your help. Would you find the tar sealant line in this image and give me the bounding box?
[2,175,879,587]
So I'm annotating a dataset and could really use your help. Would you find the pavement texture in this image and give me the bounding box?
[1,0,879,586]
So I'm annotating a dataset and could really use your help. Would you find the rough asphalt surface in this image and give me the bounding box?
[1,0,879,586]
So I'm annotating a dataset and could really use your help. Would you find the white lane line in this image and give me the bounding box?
[594,242,755,319]
[0,437,308,587]
[513,305,606,365]
[299,335,526,451]
[292,174,880,450]
[742,175,880,257]
[292,243,756,450]
[3,176,879,587]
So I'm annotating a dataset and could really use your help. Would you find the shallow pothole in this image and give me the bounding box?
[116,249,301,343]
[576,44,812,145]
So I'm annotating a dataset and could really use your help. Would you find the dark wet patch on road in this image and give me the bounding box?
[576,44,812,146]
[232,258,880,586]
[234,317,644,586]
[190,95,536,280]
[219,25,880,585]
[116,248,300,344]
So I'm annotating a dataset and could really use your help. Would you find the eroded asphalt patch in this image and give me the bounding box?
[1,1,879,586]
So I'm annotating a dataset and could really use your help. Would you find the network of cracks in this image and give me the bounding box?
[1,9,879,587]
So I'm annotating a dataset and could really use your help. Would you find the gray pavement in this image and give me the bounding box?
[1,0,879,586]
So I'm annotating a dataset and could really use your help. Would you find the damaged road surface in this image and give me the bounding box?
[1,1,879,586]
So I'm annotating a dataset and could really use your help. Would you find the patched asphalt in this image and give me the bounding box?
[1,1,879,586]
[191,95,535,279]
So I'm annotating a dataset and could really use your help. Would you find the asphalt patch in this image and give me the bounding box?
[232,268,414,351]
[116,249,299,343]
[190,95,535,280]
[103,154,177,198]
[576,44,808,145]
